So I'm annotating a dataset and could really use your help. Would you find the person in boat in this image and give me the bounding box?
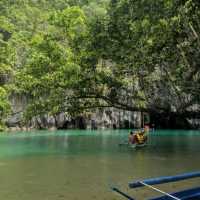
[128,131,136,144]
[144,125,150,133]
[135,129,147,144]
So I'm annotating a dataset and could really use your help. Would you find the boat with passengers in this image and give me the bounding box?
[111,171,200,199]
[119,126,149,148]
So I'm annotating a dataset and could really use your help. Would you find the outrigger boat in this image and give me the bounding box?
[111,171,200,200]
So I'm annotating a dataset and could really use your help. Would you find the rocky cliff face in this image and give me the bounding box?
[6,95,143,130]
[6,95,199,130]
[7,109,143,130]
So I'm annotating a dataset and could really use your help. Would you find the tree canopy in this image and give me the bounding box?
[0,0,200,128]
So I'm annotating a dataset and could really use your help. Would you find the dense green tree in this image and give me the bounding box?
[13,6,89,121]
[0,0,200,128]
[0,13,12,129]
[91,0,200,116]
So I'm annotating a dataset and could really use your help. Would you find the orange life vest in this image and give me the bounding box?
[136,133,145,144]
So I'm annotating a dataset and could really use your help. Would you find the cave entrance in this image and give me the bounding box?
[77,116,86,129]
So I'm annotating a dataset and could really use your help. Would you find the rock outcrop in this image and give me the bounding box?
[7,108,143,130]
[6,94,199,130]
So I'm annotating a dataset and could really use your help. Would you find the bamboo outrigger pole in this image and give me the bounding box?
[129,171,200,188]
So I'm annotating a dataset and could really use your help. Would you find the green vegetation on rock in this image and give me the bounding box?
[0,0,200,129]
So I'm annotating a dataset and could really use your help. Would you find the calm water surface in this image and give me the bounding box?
[0,130,199,200]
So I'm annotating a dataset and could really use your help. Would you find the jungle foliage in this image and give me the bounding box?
[0,0,200,126]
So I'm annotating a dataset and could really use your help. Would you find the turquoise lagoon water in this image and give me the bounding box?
[0,129,199,200]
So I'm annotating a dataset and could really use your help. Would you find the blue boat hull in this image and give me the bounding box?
[150,187,200,200]
[112,171,200,200]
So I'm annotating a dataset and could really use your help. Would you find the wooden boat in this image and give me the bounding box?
[129,143,147,149]
[111,171,200,200]
[119,142,147,149]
